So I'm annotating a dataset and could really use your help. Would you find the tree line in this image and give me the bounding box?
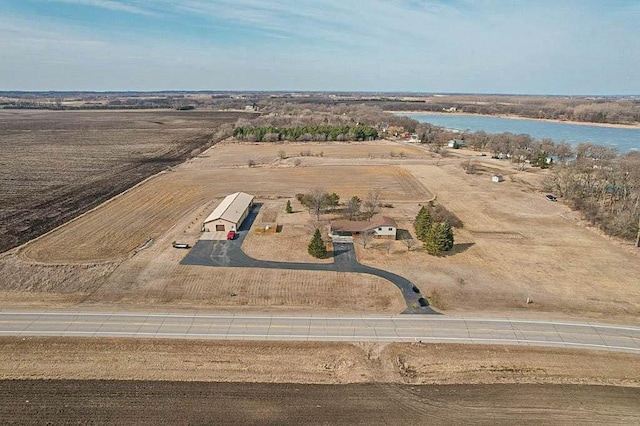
[547,149,640,244]
[370,96,640,125]
[233,125,378,142]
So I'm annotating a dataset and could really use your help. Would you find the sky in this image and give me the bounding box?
[1,0,639,94]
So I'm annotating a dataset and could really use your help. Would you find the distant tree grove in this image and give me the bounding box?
[233,125,378,142]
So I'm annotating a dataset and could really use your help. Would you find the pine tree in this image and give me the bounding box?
[414,206,432,241]
[286,200,293,213]
[308,228,327,258]
[440,221,454,252]
[424,221,454,256]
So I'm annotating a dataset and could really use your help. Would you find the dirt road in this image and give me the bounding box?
[1,380,638,425]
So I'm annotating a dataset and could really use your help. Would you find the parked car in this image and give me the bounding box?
[226,230,236,240]
[545,194,558,202]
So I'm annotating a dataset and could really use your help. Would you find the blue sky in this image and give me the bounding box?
[2,0,639,94]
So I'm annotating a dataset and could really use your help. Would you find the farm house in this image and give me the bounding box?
[202,192,254,232]
[330,214,397,240]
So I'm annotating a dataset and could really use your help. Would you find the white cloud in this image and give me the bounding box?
[48,0,156,16]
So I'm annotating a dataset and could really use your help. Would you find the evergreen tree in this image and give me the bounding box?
[308,229,327,258]
[424,221,454,256]
[414,206,433,241]
[286,200,293,213]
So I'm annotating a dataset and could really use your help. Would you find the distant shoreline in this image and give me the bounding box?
[388,111,640,130]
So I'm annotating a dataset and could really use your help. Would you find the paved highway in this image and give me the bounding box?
[1,312,639,353]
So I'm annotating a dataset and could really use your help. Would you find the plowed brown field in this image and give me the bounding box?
[1,338,638,424]
[0,109,249,253]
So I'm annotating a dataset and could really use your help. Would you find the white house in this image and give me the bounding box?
[202,192,254,232]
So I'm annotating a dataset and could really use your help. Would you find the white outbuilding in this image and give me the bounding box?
[202,192,254,232]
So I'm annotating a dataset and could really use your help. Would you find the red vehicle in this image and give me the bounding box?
[226,230,236,240]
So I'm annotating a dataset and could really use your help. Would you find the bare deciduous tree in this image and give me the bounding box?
[309,187,327,220]
[402,237,417,251]
[360,229,374,249]
[346,196,361,220]
[363,189,382,219]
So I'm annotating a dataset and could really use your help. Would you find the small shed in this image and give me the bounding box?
[492,175,504,183]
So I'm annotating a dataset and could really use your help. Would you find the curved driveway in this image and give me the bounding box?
[181,206,435,314]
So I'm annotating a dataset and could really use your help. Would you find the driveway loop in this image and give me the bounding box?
[181,206,438,314]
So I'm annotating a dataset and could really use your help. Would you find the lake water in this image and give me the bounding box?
[403,113,640,153]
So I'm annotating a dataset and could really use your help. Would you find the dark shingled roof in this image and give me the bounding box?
[330,214,397,233]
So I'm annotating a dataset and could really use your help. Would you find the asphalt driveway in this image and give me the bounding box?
[181,206,436,314]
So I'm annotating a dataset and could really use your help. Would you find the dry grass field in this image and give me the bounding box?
[1,131,639,321]
[1,337,638,386]
[19,147,431,263]
[353,149,640,322]
[203,140,428,167]
[0,109,249,253]
[2,139,428,313]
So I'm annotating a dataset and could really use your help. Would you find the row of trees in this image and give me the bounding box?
[233,125,378,142]
[295,189,383,221]
[374,97,640,125]
[414,206,455,256]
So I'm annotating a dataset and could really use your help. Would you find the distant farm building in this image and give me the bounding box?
[492,175,505,183]
[330,214,397,240]
[202,192,254,233]
[447,139,465,149]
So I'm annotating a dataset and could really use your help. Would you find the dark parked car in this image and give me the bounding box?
[418,298,428,307]
[545,194,557,202]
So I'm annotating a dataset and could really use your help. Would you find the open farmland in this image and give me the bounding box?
[20,150,431,263]
[2,138,639,321]
[0,338,638,424]
[0,109,250,253]
[2,140,427,312]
